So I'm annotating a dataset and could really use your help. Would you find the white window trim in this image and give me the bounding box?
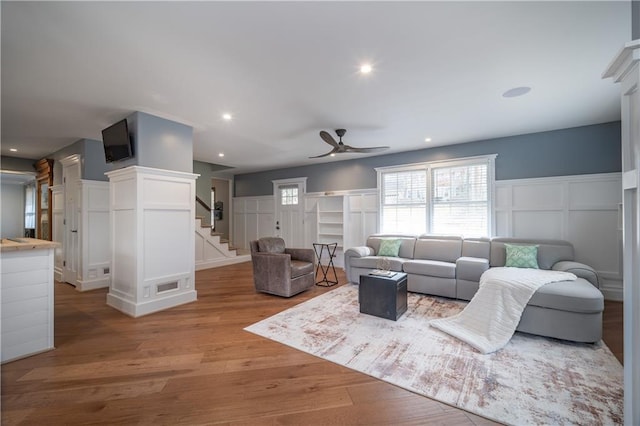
[375,154,496,237]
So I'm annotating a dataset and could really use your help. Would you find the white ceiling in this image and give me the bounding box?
[1,1,631,174]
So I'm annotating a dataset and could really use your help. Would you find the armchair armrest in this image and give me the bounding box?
[285,247,315,264]
[251,252,292,292]
[456,256,490,282]
[552,261,600,288]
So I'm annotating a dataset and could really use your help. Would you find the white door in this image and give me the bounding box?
[273,179,306,248]
[62,157,80,285]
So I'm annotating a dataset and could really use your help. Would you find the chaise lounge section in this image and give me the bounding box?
[344,234,604,343]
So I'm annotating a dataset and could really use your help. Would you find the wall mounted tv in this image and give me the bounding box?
[102,119,134,163]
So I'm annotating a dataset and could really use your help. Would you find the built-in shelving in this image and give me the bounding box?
[317,196,344,247]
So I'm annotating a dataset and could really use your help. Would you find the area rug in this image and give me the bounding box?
[244,284,623,425]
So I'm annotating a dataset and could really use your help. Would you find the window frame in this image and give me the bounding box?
[376,154,496,237]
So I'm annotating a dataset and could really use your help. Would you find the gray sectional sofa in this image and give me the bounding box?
[344,234,604,343]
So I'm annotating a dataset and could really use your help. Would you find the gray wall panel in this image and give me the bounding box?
[234,122,621,197]
[634,0,639,39]
[135,112,193,173]
[0,156,35,172]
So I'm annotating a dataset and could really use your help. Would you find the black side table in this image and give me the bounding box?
[313,242,338,286]
[359,272,408,321]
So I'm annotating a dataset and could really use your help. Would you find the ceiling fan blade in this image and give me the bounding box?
[319,131,339,149]
[345,146,390,153]
[309,148,338,158]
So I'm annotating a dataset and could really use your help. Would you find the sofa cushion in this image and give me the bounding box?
[491,238,574,270]
[366,235,417,259]
[403,259,456,279]
[258,237,286,254]
[414,235,462,263]
[528,278,603,313]
[378,238,402,257]
[456,256,490,281]
[291,260,314,278]
[505,244,539,269]
[461,237,491,259]
[350,256,406,271]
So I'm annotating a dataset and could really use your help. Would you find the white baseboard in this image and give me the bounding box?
[76,277,110,292]
[106,290,197,317]
[195,254,251,271]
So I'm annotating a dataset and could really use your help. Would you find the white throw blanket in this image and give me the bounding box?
[430,267,576,354]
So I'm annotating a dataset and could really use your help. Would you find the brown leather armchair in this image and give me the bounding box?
[249,237,316,297]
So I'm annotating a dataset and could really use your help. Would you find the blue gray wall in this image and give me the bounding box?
[634,0,639,39]
[131,112,193,173]
[48,139,114,185]
[0,156,36,172]
[234,121,622,197]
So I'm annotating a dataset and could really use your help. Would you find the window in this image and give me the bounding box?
[381,168,427,234]
[25,183,36,230]
[377,155,495,237]
[280,186,298,205]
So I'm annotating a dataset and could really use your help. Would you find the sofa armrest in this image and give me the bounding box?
[344,246,375,284]
[552,261,600,288]
[285,248,315,264]
[345,246,375,258]
[456,256,490,282]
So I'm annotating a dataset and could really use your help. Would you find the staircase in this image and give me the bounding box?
[195,217,251,270]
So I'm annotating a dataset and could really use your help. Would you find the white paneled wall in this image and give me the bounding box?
[106,166,197,317]
[77,180,110,291]
[51,185,64,282]
[232,196,275,250]
[234,190,378,269]
[495,173,622,300]
[234,176,620,297]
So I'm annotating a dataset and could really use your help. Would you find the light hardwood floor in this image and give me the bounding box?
[1,263,623,425]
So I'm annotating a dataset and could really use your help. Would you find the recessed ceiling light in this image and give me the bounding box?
[222,113,232,121]
[330,153,336,157]
[502,86,531,98]
[425,138,432,143]
[9,148,17,152]
[218,153,224,157]
[360,64,373,74]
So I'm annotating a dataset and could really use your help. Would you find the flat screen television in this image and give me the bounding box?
[102,119,133,163]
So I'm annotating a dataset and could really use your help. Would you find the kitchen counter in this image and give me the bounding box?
[1,237,59,252]
[1,238,58,363]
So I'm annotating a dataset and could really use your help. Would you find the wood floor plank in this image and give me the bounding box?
[1,261,622,425]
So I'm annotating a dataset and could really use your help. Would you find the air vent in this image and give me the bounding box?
[157,282,179,293]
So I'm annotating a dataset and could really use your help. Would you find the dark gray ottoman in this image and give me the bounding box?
[359,272,408,321]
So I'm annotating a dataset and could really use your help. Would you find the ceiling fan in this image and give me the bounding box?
[309,129,390,158]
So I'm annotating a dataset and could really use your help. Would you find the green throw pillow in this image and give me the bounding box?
[378,239,402,257]
[504,244,539,269]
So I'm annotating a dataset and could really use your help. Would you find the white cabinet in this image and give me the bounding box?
[1,240,57,363]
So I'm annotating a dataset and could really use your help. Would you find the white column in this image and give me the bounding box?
[603,39,640,426]
[106,166,198,317]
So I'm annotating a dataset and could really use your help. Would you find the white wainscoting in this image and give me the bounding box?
[106,167,197,317]
[232,196,275,250]
[234,190,378,269]
[76,180,111,291]
[51,185,64,282]
[495,172,622,300]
